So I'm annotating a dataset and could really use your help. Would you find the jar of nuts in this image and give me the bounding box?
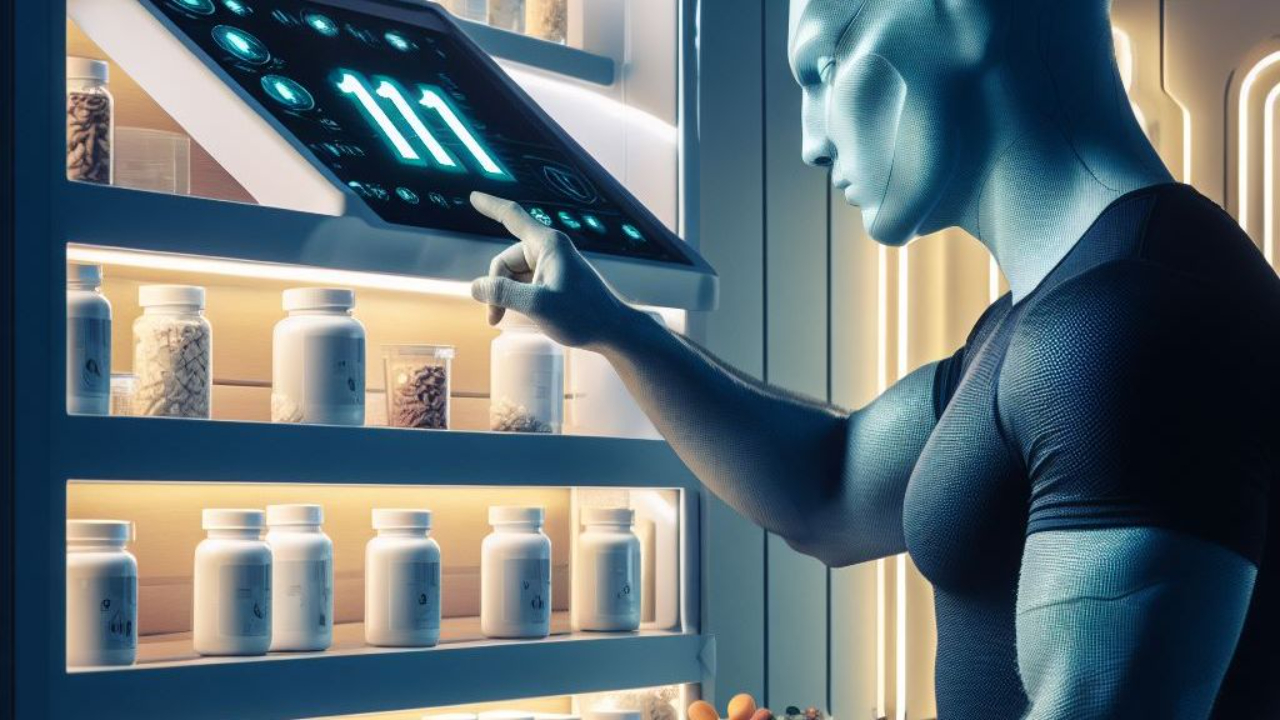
[66,57,114,185]
[383,344,454,430]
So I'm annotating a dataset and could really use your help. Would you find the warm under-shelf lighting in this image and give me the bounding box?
[1264,82,1280,265]
[1237,51,1280,231]
[67,245,475,298]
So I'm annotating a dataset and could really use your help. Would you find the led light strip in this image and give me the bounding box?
[895,246,909,720]
[1264,82,1280,265]
[875,243,889,719]
[1237,51,1280,231]
[66,246,475,298]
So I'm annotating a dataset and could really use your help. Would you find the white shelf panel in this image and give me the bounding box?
[62,623,706,720]
[61,415,696,488]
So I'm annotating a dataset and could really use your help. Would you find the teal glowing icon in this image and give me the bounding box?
[373,79,460,170]
[172,0,215,15]
[261,75,314,111]
[212,26,270,65]
[303,12,339,37]
[556,211,582,231]
[396,187,420,204]
[528,208,554,227]
[622,224,644,242]
[417,85,511,180]
[384,31,416,52]
[583,214,606,234]
[222,0,251,15]
[337,72,423,164]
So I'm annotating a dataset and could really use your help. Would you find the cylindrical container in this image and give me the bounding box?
[481,506,551,639]
[480,712,535,720]
[384,344,454,430]
[587,710,641,720]
[66,520,136,667]
[365,509,441,647]
[66,57,113,185]
[266,504,333,651]
[66,263,112,416]
[272,288,366,426]
[575,507,641,632]
[193,509,271,656]
[490,313,564,434]
[566,347,660,439]
[133,285,212,418]
[488,0,525,32]
[110,373,136,416]
[525,0,566,43]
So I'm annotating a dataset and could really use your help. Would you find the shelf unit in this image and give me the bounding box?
[3,0,711,716]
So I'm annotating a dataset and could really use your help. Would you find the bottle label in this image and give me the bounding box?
[303,334,365,410]
[68,316,110,399]
[388,559,439,631]
[219,563,270,637]
[275,559,331,631]
[596,546,638,617]
[76,573,136,650]
[503,557,551,626]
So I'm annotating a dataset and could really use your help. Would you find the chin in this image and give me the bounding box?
[861,204,914,247]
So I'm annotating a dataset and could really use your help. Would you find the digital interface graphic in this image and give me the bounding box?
[151,0,690,264]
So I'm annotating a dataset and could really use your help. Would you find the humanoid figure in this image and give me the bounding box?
[469,1,1280,717]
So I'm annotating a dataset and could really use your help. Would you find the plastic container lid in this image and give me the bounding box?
[372,508,432,530]
[139,284,205,309]
[383,343,456,360]
[586,711,641,720]
[489,505,544,526]
[202,508,266,530]
[67,56,109,83]
[266,503,324,526]
[67,519,133,543]
[283,287,355,312]
[582,507,634,526]
[478,712,535,720]
[67,262,102,286]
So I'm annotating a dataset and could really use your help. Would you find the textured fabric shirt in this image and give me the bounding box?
[907,184,1280,718]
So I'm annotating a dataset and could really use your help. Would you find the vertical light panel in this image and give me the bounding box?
[894,246,909,720]
[1237,51,1280,230]
[1264,82,1280,265]
[874,243,889,719]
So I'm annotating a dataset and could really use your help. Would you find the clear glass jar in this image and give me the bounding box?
[365,509,441,648]
[193,509,271,656]
[490,313,564,433]
[66,57,113,185]
[266,504,333,652]
[272,288,366,426]
[525,0,566,43]
[67,263,112,416]
[438,0,487,22]
[110,373,136,417]
[384,344,454,430]
[481,506,551,639]
[132,285,212,418]
[488,0,525,32]
[574,507,641,632]
[66,520,136,667]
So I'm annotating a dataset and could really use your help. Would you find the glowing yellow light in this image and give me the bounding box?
[65,246,474,298]
[1237,51,1280,230]
[1264,82,1280,265]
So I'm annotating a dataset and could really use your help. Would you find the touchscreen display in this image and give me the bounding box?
[151,0,690,264]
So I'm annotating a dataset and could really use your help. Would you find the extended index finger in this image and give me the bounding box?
[471,192,553,246]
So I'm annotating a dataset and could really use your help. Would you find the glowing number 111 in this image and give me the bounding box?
[336,71,510,180]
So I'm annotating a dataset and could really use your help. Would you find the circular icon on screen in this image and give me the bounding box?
[622,224,645,243]
[539,161,598,204]
[169,0,215,15]
[582,214,607,234]
[396,187,420,205]
[528,208,554,227]
[261,75,314,111]
[303,12,340,37]
[222,0,252,16]
[556,210,582,231]
[384,31,417,52]
[212,25,270,65]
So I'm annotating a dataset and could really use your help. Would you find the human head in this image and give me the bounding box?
[788,0,1121,245]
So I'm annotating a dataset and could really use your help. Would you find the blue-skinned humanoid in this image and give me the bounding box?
[468,1,1280,717]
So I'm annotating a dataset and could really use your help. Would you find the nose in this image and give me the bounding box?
[800,88,835,168]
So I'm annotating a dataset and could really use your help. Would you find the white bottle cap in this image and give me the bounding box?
[202,508,266,530]
[67,519,133,543]
[586,711,641,720]
[582,507,634,526]
[283,287,355,312]
[139,284,205,309]
[489,505,544,526]
[67,262,102,286]
[67,56,109,83]
[479,712,535,720]
[372,508,432,530]
[266,503,324,526]
[498,311,539,330]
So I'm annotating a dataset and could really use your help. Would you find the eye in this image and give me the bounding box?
[818,56,836,84]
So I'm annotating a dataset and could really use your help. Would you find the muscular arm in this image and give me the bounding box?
[1017,528,1255,719]
[468,193,938,567]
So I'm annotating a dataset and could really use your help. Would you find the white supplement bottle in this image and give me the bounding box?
[66,520,136,667]
[365,509,441,647]
[490,312,564,433]
[194,509,271,656]
[272,288,366,425]
[66,263,112,416]
[133,285,212,418]
[574,508,641,632]
[266,504,333,652]
[481,506,551,639]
